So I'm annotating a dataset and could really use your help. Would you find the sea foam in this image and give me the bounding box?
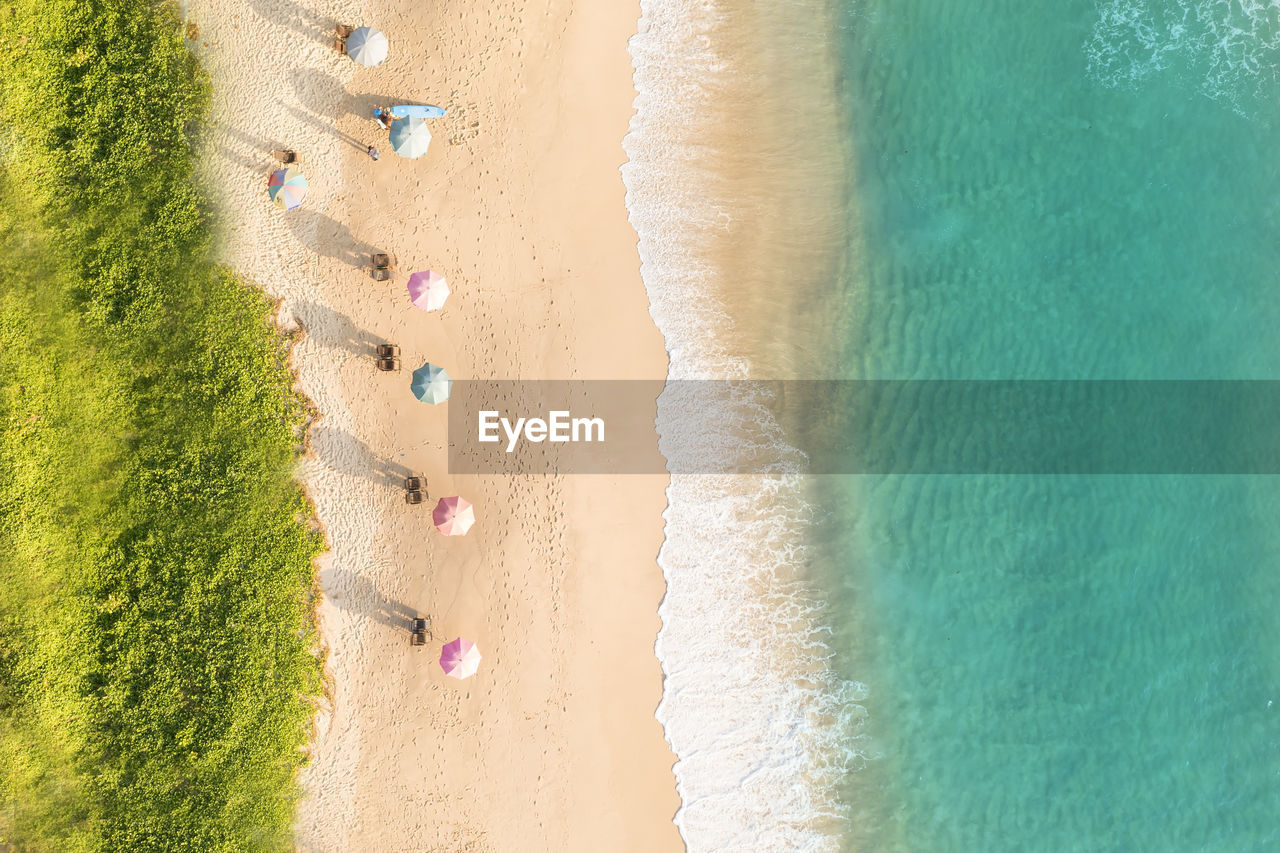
[623,2,869,849]
[1086,0,1280,111]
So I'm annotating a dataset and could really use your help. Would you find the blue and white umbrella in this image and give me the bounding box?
[389,116,432,159]
[410,363,451,404]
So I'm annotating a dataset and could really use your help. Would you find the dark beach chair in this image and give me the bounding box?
[370,253,397,281]
[272,149,297,164]
[376,356,400,372]
[410,616,431,646]
[333,25,352,54]
[376,343,400,358]
[404,476,424,492]
[405,490,425,505]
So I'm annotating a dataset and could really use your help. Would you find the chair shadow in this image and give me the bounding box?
[320,567,424,631]
[247,0,336,46]
[291,299,380,357]
[310,422,415,489]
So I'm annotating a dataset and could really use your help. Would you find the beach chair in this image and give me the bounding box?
[404,476,424,492]
[405,490,425,505]
[410,616,431,646]
[333,24,352,54]
[376,343,400,358]
[370,253,397,281]
[376,356,400,372]
[272,149,297,164]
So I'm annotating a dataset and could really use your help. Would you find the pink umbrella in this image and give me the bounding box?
[433,496,475,536]
[439,637,482,679]
[407,270,450,312]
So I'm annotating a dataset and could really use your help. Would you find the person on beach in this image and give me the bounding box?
[374,108,391,130]
[367,145,380,161]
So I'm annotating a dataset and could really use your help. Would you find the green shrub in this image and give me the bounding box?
[0,1,324,849]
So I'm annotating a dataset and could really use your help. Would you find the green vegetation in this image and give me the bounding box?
[0,1,324,849]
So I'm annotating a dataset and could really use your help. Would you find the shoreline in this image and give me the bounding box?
[184,0,681,849]
[625,0,861,847]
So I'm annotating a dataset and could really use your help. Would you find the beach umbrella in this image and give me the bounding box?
[407,270,450,311]
[267,167,307,210]
[410,363,451,404]
[346,26,388,67]
[439,637,481,679]
[433,496,475,536]
[389,116,432,159]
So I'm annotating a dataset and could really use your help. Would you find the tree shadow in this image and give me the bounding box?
[247,0,337,47]
[320,567,424,631]
[310,422,414,488]
[291,299,380,357]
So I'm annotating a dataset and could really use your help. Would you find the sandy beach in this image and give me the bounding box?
[182,0,681,848]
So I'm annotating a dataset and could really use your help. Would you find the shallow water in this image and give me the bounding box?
[817,0,1280,849]
[632,0,1280,848]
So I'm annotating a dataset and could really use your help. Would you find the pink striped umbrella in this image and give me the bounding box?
[439,637,482,679]
[432,496,475,536]
[407,270,450,312]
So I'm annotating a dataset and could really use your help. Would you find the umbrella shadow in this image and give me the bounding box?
[208,140,268,175]
[310,422,414,488]
[216,124,280,153]
[284,104,370,152]
[292,299,380,357]
[321,567,423,631]
[289,66,348,119]
[285,208,382,269]
[338,90,403,123]
[200,125,292,172]
[247,0,336,46]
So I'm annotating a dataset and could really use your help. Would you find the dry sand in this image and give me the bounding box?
[182,0,682,848]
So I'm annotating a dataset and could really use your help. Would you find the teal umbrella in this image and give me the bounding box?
[389,116,432,159]
[410,363,451,404]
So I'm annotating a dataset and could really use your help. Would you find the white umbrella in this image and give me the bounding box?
[347,27,388,67]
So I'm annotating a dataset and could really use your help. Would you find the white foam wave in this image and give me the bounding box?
[623,2,869,850]
[1086,0,1280,112]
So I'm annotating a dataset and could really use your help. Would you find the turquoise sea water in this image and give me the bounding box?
[815,0,1280,849]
